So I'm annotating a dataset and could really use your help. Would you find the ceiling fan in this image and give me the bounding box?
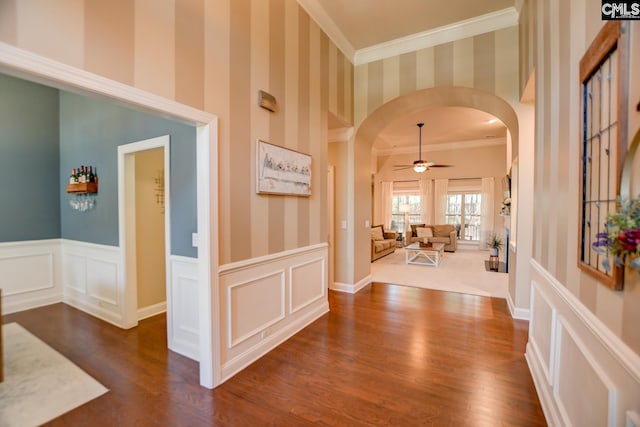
[393,123,453,173]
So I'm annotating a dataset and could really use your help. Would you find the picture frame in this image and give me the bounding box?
[256,140,312,196]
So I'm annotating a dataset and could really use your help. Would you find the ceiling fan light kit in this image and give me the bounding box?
[413,161,427,173]
[393,122,453,173]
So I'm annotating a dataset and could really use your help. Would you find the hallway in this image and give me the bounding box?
[4,284,545,426]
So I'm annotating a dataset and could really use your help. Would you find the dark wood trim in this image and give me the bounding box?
[579,22,620,82]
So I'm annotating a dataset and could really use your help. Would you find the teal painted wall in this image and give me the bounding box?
[59,92,197,257]
[0,74,60,241]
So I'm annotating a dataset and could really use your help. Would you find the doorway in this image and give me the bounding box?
[0,43,218,389]
[118,136,171,340]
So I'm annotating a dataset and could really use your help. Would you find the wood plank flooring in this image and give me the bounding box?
[3,283,546,426]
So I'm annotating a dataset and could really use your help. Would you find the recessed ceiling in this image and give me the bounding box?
[373,107,506,152]
[315,0,514,50]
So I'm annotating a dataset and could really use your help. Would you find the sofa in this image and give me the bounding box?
[408,224,457,252]
[370,225,397,261]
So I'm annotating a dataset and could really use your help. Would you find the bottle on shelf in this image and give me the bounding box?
[69,168,76,184]
[88,166,95,183]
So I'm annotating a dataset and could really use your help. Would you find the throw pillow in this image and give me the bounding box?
[371,226,384,241]
[410,224,425,237]
[416,227,433,239]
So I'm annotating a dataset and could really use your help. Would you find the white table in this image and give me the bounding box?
[405,242,445,267]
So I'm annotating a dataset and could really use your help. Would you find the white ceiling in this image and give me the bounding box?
[315,0,514,50]
[374,108,506,155]
[308,0,513,151]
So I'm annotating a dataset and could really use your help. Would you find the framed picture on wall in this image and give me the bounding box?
[256,140,311,196]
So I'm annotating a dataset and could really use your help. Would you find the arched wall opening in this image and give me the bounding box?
[348,86,525,309]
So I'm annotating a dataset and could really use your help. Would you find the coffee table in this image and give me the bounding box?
[405,242,445,267]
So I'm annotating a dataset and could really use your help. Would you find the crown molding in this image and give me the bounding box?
[328,126,354,143]
[296,0,356,61]
[353,7,518,65]
[375,137,506,157]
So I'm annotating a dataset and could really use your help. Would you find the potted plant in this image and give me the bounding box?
[488,234,503,256]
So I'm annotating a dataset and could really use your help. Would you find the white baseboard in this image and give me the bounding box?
[138,302,167,321]
[506,291,530,320]
[332,275,372,294]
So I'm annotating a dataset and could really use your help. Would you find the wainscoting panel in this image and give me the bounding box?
[86,257,119,306]
[290,257,325,314]
[218,244,329,384]
[228,271,285,348]
[529,283,556,385]
[555,318,614,427]
[169,256,200,361]
[0,240,62,313]
[527,261,640,427]
[61,240,124,327]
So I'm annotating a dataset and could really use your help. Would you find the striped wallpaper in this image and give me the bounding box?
[529,0,640,354]
[353,26,519,128]
[0,0,353,265]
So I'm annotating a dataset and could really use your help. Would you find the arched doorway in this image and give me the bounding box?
[347,86,532,316]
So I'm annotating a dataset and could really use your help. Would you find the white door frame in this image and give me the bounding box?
[0,43,220,388]
[327,166,335,288]
[118,137,170,330]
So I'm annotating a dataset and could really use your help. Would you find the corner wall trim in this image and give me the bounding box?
[506,292,530,320]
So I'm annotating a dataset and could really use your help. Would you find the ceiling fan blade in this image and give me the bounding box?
[393,165,413,170]
[429,164,454,168]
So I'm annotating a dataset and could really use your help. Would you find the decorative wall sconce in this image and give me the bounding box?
[258,90,278,112]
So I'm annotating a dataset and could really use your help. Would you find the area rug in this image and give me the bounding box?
[370,248,508,299]
[0,323,108,427]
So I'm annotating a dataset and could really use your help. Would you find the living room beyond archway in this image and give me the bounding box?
[352,86,520,298]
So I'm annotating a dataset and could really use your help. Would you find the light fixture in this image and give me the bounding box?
[413,162,427,173]
[413,123,427,173]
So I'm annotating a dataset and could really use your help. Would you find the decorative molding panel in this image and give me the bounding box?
[529,282,556,385]
[527,260,640,427]
[219,244,329,384]
[227,270,285,348]
[169,256,200,361]
[554,317,616,427]
[289,257,325,314]
[61,240,124,327]
[0,240,62,313]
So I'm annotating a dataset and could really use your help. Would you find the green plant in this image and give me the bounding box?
[593,197,640,272]
[488,234,503,250]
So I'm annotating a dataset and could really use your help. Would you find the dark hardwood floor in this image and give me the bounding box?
[3,283,546,426]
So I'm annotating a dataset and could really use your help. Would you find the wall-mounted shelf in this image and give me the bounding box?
[66,182,98,194]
